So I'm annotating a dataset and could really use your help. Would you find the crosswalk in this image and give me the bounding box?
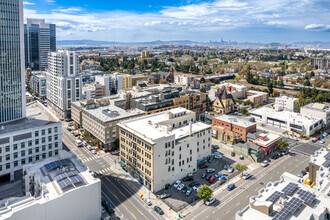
[81,155,100,163]
[97,167,112,175]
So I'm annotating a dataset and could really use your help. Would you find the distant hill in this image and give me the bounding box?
[56,40,199,46]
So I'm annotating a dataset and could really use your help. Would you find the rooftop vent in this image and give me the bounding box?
[102,109,120,117]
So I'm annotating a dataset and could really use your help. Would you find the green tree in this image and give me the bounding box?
[278,139,289,150]
[197,185,213,202]
[200,77,206,83]
[240,107,249,116]
[278,80,284,88]
[234,163,248,175]
[200,88,206,93]
[303,79,311,87]
[267,82,273,95]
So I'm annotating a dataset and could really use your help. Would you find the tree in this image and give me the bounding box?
[200,88,206,93]
[234,163,248,175]
[303,79,311,87]
[197,185,213,202]
[159,79,167,84]
[278,80,284,88]
[240,107,249,116]
[200,77,206,83]
[278,139,289,150]
[267,82,273,95]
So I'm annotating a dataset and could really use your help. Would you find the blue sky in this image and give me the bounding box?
[23,0,330,43]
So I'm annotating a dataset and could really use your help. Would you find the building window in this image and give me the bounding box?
[54,134,58,140]
[0,147,2,154]
[42,137,45,143]
[21,151,25,157]
[54,127,58,133]
[48,144,52,150]
[35,131,39,137]
[172,167,174,171]
[197,148,199,152]
[179,161,181,166]
[42,153,46,159]
[6,154,10,161]
[42,145,46,151]
[6,163,10,169]
[21,159,25,165]
[190,150,192,155]
[55,142,58,148]
[13,144,18,151]
[42,129,45,135]
[48,128,52,134]
[29,157,33,163]
[35,147,39,153]
[14,152,18,159]
[35,139,39,145]
[21,142,25,148]
[14,161,18,167]
[36,155,40,161]
[5,146,10,152]
[49,151,52,157]
[187,144,189,148]
[0,165,2,171]
[28,141,32,147]
[28,149,33,155]
[168,166,171,172]
[55,150,58,155]
[48,136,52,142]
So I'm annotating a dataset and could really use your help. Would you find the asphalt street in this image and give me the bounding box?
[62,128,163,220]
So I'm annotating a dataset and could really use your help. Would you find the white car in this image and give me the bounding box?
[75,139,82,147]
[261,160,269,167]
[242,173,251,180]
[320,140,325,144]
[173,180,181,188]
[193,185,200,191]
[206,168,215,173]
[213,152,222,159]
[204,197,215,206]
[177,184,185,191]
[87,145,92,151]
[143,198,152,206]
[92,150,97,154]
[323,132,328,137]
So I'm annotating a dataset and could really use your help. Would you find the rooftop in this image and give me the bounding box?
[252,133,281,147]
[119,108,211,142]
[302,103,329,111]
[236,172,330,220]
[0,101,61,136]
[213,114,256,128]
[247,90,268,98]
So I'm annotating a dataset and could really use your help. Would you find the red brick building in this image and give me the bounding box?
[251,132,281,156]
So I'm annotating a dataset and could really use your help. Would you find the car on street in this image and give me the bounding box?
[224,164,229,170]
[174,180,181,188]
[200,164,209,169]
[215,172,223,178]
[160,193,171,199]
[204,197,215,206]
[227,184,235,191]
[220,141,226,144]
[213,152,222,159]
[177,184,185,191]
[212,145,220,149]
[209,176,216,184]
[297,170,307,178]
[189,181,200,187]
[193,185,201,191]
[206,168,215,173]
[231,152,235,157]
[186,187,193,196]
[154,206,164,215]
[182,176,194,182]
[261,160,269,167]
[110,150,120,155]
[91,150,97,154]
[75,139,83,147]
[104,202,115,214]
[143,198,152,206]
[181,186,188,193]
[320,140,325,144]
[228,166,234,173]
[323,132,328,137]
[240,155,244,160]
[201,173,207,179]
[205,174,212,181]
[281,150,288,155]
[242,173,251,180]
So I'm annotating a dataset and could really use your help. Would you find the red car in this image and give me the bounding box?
[209,176,216,184]
[200,164,209,169]
[315,136,320,140]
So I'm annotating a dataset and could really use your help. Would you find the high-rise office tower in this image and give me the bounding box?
[0,0,26,124]
[46,50,82,118]
[24,19,56,70]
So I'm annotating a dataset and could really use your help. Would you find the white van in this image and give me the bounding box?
[75,139,82,147]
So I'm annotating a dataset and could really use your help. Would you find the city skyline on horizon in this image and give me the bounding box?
[23,0,330,43]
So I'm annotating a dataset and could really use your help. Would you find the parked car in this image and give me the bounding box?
[209,176,216,184]
[182,176,194,182]
[75,139,83,147]
[154,206,164,215]
[186,187,193,196]
[91,150,97,154]
[224,164,229,170]
[201,173,207,179]
[104,202,115,214]
[181,186,188,193]
[212,145,220,149]
[281,150,288,155]
[219,175,227,181]
[160,193,171,199]
[271,154,279,160]
[204,197,215,206]
[200,164,209,169]
[242,173,251,180]
[320,134,324,139]
[193,184,201,191]
[240,155,244,160]
[231,152,235,157]
[323,132,328,137]
[206,168,215,173]
[110,150,120,155]
[143,198,152,206]
[208,157,214,163]
[227,184,235,191]
[213,152,222,159]
[164,184,171,190]
[316,136,320,140]
[189,181,200,187]
[215,172,223,178]
[297,170,307,178]
[220,141,226,144]
[177,184,185,191]
[320,140,325,144]
[174,180,181,188]
[228,166,234,173]
[261,160,269,167]
[205,174,212,181]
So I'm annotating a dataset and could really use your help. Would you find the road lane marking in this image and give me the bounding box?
[101,181,137,219]
[63,134,87,158]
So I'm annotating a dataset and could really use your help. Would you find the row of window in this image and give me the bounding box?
[0,138,59,154]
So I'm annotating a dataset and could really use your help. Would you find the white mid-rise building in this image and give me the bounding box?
[300,103,330,128]
[274,96,298,112]
[118,108,212,192]
[209,83,247,101]
[0,150,101,220]
[0,101,62,182]
[29,72,47,98]
[250,107,323,136]
[46,50,82,118]
[95,73,123,96]
[174,74,195,87]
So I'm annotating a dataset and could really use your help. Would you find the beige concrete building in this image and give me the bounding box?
[85,82,106,98]
[123,75,133,89]
[141,50,150,58]
[71,99,145,150]
[118,108,212,192]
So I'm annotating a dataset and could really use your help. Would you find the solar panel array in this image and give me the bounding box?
[44,159,72,171]
[266,191,285,202]
[54,170,78,182]
[297,189,316,205]
[324,152,330,160]
[57,175,85,190]
[322,160,330,168]
[273,197,303,220]
[281,182,298,196]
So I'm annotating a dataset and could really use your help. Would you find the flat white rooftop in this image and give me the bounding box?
[214,114,256,128]
[0,101,60,135]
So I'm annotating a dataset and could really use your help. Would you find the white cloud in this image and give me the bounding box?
[53,7,83,13]
[305,24,330,32]
[23,1,35,5]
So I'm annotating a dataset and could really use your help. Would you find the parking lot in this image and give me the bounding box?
[156,147,249,212]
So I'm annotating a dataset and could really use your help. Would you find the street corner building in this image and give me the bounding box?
[118,107,212,192]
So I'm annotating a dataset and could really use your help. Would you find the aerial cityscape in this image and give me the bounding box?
[0,0,329,220]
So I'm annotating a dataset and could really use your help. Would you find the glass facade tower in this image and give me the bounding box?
[0,0,26,124]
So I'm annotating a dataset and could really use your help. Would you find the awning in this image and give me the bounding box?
[119,161,126,167]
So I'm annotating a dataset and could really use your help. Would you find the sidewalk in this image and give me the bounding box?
[110,164,177,219]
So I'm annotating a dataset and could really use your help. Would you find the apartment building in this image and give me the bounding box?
[29,72,47,98]
[311,57,330,69]
[274,96,298,112]
[209,83,247,101]
[95,73,123,95]
[85,82,106,98]
[46,50,82,118]
[300,103,330,128]
[141,50,150,58]
[118,108,212,192]
[247,90,269,106]
[123,75,133,89]
[0,101,62,182]
[174,74,195,87]
[0,150,101,220]
[212,114,256,144]
[71,99,144,150]
[130,88,206,117]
